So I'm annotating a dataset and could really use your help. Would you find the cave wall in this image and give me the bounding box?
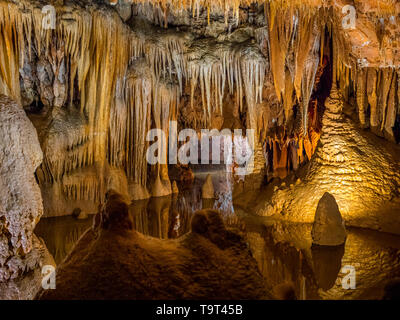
[0,0,399,217]
[0,95,54,298]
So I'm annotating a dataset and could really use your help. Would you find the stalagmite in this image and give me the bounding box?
[202,174,215,199]
[172,181,179,194]
[151,175,172,198]
[311,193,347,246]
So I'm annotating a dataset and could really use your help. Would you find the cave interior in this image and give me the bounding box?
[0,0,400,300]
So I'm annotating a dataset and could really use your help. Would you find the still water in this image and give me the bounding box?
[35,171,400,300]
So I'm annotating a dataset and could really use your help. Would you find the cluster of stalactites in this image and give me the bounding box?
[0,0,328,197]
[108,59,180,189]
[354,67,399,141]
[117,0,348,26]
[264,127,320,175]
[266,6,324,135]
[187,43,266,128]
[62,174,101,202]
[2,0,399,206]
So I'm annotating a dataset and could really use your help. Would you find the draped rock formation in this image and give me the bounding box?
[0,95,52,299]
[0,0,399,222]
[252,87,400,234]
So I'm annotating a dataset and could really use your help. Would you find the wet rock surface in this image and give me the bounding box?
[252,88,400,234]
[311,193,347,246]
[36,192,268,300]
[35,183,400,300]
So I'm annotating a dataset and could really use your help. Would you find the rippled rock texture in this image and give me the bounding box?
[37,193,268,299]
[253,87,400,234]
[311,192,347,246]
[0,95,52,298]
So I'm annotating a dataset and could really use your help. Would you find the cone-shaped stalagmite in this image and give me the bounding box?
[151,175,171,198]
[202,174,215,199]
[172,181,179,194]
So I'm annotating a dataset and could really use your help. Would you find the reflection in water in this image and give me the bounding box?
[311,244,345,291]
[35,215,92,264]
[34,170,400,299]
[244,219,400,299]
[131,170,241,238]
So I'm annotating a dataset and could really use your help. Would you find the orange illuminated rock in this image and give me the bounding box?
[311,192,347,246]
[202,174,215,199]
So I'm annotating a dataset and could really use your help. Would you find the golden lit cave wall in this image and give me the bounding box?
[0,0,399,215]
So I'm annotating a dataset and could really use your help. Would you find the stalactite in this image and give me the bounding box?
[367,68,379,129]
[62,174,101,202]
[125,61,152,187]
[379,68,394,131]
[356,69,368,127]
[241,49,266,132]
[284,69,295,124]
[300,33,320,135]
[268,8,292,100]
[152,76,180,190]
[384,71,397,141]
[1,0,399,211]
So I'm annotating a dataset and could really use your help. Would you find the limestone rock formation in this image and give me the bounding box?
[151,175,172,198]
[129,183,150,201]
[0,0,398,219]
[253,87,400,234]
[0,95,53,299]
[172,180,179,194]
[202,174,215,199]
[36,192,269,300]
[311,193,347,246]
[0,236,55,300]
[116,0,132,22]
[0,95,44,281]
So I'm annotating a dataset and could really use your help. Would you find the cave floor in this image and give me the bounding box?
[35,169,400,300]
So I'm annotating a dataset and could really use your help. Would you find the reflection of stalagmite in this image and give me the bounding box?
[202,174,215,199]
[37,195,268,300]
[245,220,400,300]
[311,244,344,291]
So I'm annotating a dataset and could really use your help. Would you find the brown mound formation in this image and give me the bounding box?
[36,191,269,300]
